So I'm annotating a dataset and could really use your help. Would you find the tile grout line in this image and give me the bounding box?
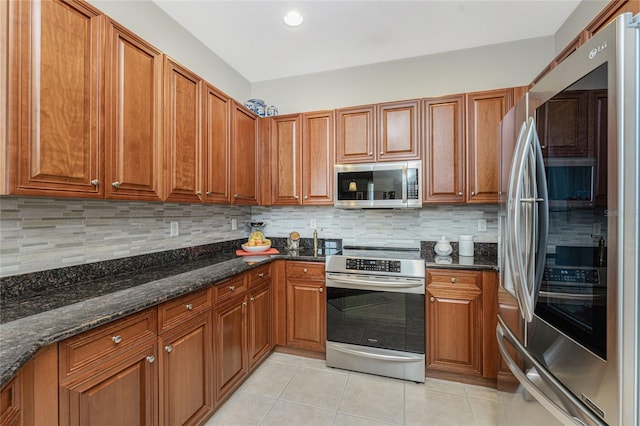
[329,369,351,425]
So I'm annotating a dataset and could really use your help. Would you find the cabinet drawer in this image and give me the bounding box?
[286,262,325,280]
[59,308,157,379]
[158,288,211,333]
[212,275,247,304]
[248,264,272,288]
[427,269,482,290]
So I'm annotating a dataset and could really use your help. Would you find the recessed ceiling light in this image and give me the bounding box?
[283,10,303,27]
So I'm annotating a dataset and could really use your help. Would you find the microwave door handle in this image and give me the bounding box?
[401,164,408,203]
[497,318,605,426]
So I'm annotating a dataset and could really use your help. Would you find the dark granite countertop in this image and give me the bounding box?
[0,238,339,389]
[421,241,498,271]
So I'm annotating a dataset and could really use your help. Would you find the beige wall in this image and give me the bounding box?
[554,0,609,53]
[87,0,251,102]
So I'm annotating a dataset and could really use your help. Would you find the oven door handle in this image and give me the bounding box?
[496,317,605,426]
[329,343,423,363]
[401,164,408,203]
[326,276,424,289]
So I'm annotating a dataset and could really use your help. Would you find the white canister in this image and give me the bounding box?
[459,235,474,257]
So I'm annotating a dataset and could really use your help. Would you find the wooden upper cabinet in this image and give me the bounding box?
[377,100,420,161]
[585,0,639,39]
[302,110,335,205]
[230,102,259,205]
[536,90,590,157]
[105,20,163,201]
[422,95,466,203]
[270,114,302,205]
[3,0,103,197]
[203,84,231,203]
[336,105,376,163]
[164,58,203,203]
[466,88,513,203]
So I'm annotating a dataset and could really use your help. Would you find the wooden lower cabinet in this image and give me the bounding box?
[426,269,499,381]
[213,294,248,404]
[158,313,213,426]
[0,377,20,426]
[59,342,158,426]
[248,282,273,369]
[285,262,326,353]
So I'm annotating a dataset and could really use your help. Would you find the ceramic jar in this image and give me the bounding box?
[434,236,453,256]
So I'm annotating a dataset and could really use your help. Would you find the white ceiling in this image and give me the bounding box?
[151,0,581,83]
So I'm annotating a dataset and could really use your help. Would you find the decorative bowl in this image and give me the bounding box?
[241,242,272,252]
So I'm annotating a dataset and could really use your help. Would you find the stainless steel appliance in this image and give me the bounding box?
[325,240,425,382]
[497,13,639,426]
[334,161,422,208]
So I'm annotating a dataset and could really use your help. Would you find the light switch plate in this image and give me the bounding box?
[170,221,179,236]
[310,218,317,229]
[477,219,487,232]
[231,218,238,231]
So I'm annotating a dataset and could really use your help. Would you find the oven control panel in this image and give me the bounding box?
[543,267,599,284]
[345,258,402,273]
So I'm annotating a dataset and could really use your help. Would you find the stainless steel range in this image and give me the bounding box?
[325,241,425,382]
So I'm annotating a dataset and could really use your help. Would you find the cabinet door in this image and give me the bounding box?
[249,283,273,369]
[270,114,302,205]
[59,342,158,426]
[422,95,465,203]
[213,296,248,403]
[302,111,334,205]
[164,58,202,203]
[0,377,20,426]
[336,105,376,163]
[286,279,325,352]
[377,100,420,161]
[427,286,482,376]
[590,90,607,206]
[105,20,163,201]
[230,103,259,205]
[466,88,513,203]
[159,314,213,426]
[536,90,590,157]
[5,0,102,197]
[203,84,231,203]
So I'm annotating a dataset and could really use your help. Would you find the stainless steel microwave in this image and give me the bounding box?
[334,161,422,208]
[544,157,596,208]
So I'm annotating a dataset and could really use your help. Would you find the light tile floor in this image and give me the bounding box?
[205,352,497,426]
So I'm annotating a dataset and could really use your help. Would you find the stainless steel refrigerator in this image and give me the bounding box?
[497,13,639,426]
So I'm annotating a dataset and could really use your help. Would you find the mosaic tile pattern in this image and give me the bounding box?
[252,205,499,244]
[0,197,251,277]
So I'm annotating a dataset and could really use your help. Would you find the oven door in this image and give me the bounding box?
[325,272,425,354]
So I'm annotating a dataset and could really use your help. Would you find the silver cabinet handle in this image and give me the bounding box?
[146,355,155,363]
[304,195,308,199]
[250,297,255,302]
[471,191,476,196]
[319,287,324,293]
[368,152,373,156]
[242,301,247,306]
[430,296,435,302]
[196,191,202,195]
[234,194,239,198]
[258,273,264,278]
[451,277,456,283]
[112,335,122,344]
[229,285,236,291]
[112,182,121,188]
[91,179,99,187]
[165,345,173,353]
[458,192,463,196]
[294,195,299,199]
[303,268,308,273]
[186,303,193,310]
[380,151,384,155]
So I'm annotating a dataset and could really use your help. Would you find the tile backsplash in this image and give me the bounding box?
[0,197,251,277]
[0,198,499,277]
[252,205,499,244]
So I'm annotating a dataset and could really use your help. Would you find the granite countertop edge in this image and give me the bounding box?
[0,252,328,389]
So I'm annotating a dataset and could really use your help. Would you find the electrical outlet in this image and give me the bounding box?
[592,223,601,236]
[310,218,317,229]
[231,218,237,231]
[477,219,487,232]
[170,221,179,237]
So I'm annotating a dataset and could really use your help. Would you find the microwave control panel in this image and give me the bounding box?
[346,258,402,273]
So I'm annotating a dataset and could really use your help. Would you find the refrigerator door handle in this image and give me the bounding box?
[531,123,549,309]
[497,317,606,426]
